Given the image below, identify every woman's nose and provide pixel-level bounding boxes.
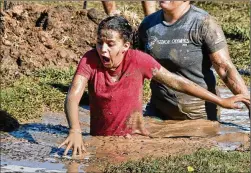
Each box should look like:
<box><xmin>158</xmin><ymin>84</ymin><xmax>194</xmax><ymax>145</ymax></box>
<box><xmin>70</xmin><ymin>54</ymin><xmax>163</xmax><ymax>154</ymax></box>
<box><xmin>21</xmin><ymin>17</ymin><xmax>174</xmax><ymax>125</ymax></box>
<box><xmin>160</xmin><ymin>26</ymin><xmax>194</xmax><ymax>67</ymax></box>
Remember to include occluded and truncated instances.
<box><xmin>101</xmin><ymin>43</ymin><xmax>109</xmax><ymax>53</ymax></box>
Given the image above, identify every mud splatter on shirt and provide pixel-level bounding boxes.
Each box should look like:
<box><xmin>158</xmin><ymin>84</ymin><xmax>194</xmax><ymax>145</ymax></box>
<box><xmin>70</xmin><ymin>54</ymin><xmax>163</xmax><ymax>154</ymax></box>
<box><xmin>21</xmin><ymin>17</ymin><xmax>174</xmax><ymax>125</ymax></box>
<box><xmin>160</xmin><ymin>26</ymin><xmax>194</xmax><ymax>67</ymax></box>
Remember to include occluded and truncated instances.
<box><xmin>138</xmin><ymin>5</ymin><xmax>227</xmax><ymax>120</ymax></box>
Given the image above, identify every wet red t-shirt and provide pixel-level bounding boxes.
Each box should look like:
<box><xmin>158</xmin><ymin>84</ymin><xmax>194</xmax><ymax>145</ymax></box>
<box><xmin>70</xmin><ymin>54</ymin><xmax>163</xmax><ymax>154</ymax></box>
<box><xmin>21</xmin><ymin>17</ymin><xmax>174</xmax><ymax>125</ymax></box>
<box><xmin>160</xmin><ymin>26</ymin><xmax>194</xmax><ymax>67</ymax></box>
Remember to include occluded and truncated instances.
<box><xmin>76</xmin><ymin>49</ymin><xmax>161</xmax><ymax>136</ymax></box>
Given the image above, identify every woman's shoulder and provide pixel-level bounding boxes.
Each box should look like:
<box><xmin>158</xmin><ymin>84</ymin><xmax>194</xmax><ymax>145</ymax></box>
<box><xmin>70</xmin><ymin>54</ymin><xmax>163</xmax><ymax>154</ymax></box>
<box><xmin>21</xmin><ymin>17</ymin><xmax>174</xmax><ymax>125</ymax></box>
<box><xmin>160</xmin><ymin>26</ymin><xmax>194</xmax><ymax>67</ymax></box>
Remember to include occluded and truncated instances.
<box><xmin>80</xmin><ymin>49</ymin><xmax>100</xmax><ymax>67</ymax></box>
<box><xmin>189</xmin><ymin>5</ymin><xmax>210</xmax><ymax>20</ymax></box>
<box><xmin>128</xmin><ymin>49</ymin><xmax>147</xmax><ymax>57</ymax></box>
<box><xmin>127</xmin><ymin>49</ymin><xmax>152</xmax><ymax>62</ymax></box>
<box><xmin>83</xmin><ymin>49</ymin><xmax>98</xmax><ymax>58</ymax></box>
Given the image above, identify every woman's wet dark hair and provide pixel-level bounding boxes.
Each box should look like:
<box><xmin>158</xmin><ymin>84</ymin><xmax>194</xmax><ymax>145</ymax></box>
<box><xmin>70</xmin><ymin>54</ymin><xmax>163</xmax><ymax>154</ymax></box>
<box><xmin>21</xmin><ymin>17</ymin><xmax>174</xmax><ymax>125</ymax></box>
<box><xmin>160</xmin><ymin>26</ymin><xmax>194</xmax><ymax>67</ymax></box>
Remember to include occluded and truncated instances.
<box><xmin>98</xmin><ymin>16</ymin><xmax>133</xmax><ymax>43</ymax></box>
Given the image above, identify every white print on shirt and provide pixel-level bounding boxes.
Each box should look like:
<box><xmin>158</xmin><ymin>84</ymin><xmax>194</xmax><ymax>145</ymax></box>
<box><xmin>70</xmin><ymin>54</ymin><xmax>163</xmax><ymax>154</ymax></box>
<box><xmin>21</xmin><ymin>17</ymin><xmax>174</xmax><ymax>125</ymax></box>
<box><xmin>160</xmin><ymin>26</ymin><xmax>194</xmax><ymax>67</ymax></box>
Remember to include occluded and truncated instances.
<box><xmin>214</xmin><ymin>32</ymin><xmax>225</xmax><ymax>45</ymax></box>
<box><xmin>147</xmin><ymin>36</ymin><xmax>190</xmax><ymax>50</ymax></box>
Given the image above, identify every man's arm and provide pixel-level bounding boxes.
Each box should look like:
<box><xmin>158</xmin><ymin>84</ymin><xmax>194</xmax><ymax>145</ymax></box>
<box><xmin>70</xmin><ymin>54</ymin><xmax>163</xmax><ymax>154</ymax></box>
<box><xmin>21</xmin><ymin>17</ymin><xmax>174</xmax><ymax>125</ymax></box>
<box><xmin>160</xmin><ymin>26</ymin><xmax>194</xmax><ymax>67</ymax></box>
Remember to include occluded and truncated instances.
<box><xmin>59</xmin><ymin>74</ymin><xmax>88</xmax><ymax>157</ymax></box>
<box><xmin>209</xmin><ymin>47</ymin><xmax>249</xmax><ymax>96</ymax></box>
<box><xmin>199</xmin><ymin>16</ymin><xmax>249</xmax><ymax>108</ymax></box>
<box><xmin>152</xmin><ymin>66</ymin><xmax>250</xmax><ymax>109</ymax></box>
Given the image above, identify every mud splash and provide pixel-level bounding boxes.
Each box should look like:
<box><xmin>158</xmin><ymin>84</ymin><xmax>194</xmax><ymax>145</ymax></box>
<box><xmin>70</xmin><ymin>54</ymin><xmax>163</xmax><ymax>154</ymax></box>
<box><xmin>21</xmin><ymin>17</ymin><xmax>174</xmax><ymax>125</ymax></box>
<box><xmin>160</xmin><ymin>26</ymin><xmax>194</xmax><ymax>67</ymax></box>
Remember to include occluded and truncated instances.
<box><xmin>1</xmin><ymin>88</ymin><xmax>249</xmax><ymax>172</ymax></box>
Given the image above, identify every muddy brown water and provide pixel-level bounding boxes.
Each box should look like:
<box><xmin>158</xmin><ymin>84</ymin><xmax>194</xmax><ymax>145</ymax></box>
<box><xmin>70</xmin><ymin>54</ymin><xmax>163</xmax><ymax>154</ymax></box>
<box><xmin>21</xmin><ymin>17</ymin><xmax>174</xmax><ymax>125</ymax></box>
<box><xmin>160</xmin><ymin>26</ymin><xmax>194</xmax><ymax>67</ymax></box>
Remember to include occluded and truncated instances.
<box><xmin>1</xmin><ymin>88</ymin><xmax>250</xmax><ymax>172</ymax></box>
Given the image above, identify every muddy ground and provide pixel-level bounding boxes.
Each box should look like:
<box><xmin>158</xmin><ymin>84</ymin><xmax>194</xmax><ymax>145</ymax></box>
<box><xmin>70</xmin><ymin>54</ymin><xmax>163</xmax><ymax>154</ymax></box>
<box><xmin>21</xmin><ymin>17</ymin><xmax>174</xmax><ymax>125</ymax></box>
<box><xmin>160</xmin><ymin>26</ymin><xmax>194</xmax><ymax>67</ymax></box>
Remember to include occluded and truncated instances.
<box><xmin>0</xmin><ymin>3</ymin><xmax>250</xmax><ymax>173</ymax></box>
<box><xmin>1</xmin><ymin>90</ymin><xmax>250</xmax><ymax>172</ymax></box>
<box><xmin>0</xmin><ymin>3</ymin><xmax>106</xmax><ymax>83</ymax></box>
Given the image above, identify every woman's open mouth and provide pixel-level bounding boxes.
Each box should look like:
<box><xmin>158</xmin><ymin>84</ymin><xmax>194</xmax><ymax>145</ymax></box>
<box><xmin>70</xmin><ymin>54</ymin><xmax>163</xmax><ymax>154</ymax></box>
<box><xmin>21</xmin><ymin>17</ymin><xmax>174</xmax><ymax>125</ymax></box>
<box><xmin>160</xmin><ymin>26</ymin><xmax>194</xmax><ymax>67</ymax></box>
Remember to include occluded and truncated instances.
<box><xmin>102</xmin><ymin>56</ymin><xmax>111</xmax><ymax>63</ymax></box>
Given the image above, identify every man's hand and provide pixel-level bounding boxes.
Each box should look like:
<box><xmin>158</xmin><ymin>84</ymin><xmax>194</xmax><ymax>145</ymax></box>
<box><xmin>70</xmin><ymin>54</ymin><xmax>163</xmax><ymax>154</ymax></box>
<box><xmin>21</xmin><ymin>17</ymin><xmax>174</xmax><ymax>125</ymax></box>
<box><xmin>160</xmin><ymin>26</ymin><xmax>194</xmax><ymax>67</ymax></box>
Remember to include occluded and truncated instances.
<box><xmin>219</xmin><ymin>94</ymin><xmax>250</xmax><ymax>109</ymax></box>
<box><xmin>58</xmin><ymin>129</ymin><xmax>86</xmax><ymax>158</ymax></box>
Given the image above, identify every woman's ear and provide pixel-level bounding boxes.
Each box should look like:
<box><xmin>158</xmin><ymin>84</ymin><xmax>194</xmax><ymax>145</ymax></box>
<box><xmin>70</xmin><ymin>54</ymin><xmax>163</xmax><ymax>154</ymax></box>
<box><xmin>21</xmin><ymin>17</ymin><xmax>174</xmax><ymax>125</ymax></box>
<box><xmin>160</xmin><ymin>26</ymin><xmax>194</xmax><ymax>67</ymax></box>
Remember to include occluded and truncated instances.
<box><xmin>123</xmin><ymin>42</ymin><xmax>130</xmax><ymax>53</ymax></box>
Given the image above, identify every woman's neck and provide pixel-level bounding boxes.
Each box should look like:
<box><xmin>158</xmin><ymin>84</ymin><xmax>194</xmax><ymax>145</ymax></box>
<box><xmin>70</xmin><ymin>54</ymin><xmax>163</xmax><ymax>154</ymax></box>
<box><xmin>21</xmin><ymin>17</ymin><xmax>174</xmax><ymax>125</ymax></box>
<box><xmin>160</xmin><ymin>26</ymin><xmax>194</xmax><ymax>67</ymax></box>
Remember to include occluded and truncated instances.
<box><xmin>163</xmin><ymin>4</ymin><xmax>191</xmax><ymax>25</ymax></box>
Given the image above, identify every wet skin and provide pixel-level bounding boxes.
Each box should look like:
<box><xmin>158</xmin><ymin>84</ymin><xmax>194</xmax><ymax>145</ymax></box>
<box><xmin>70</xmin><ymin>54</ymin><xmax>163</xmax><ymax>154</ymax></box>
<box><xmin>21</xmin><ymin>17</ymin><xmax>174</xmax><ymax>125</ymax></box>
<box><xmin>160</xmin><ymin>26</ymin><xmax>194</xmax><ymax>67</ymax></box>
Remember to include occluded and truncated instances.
<box><xmin>209</xmin><ymin>47</ymin><xmax>250</xmax><ymax>110</ymax></box>
<box><xmin>96</xmin><ymin>29</ymin><xmax>130</xmax><ymax>71</ymax></box>
<box><xmin>152</xmin><ymin>67</ymin><xmax>250</xmax><ymax>109</ymax></box>
<box><xmin>59</xmin><ymin>29</ymin><xmax>250</xmax><ymax>158</ymax></box>
<box><xmin>159</xmin><ymin>1</ymin><xmax>189</xmax><ymax>11</ymax></box>
<box><xmin>159</xmin><ymin>1</ymin><xmax>190</xmax><ymax>24</ymax></box>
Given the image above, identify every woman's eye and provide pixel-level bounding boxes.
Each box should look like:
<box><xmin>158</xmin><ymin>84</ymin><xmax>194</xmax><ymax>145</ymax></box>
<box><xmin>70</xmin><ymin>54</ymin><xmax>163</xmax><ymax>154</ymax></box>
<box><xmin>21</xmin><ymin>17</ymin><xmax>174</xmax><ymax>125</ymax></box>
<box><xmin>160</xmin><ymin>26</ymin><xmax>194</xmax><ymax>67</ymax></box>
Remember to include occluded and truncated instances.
<box><xmin>108</xmin><ymin>43</ymin><xmax>115</xmax><ymax>47</ymax></box>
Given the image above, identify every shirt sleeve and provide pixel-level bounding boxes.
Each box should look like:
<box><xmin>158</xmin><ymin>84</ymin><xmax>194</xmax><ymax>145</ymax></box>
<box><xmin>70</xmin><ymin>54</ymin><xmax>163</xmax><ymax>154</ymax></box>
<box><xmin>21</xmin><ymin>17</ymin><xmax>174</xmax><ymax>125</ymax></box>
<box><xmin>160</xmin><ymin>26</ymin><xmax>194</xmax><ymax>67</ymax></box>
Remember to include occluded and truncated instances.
<box><xmin>200</xmin><ymin>16</ymin><xmax>227</xmax><ymax>53</ymax></box>
<box><xmin>136</xmin><ymin>50</ymin><xmax>161</xmax><ymax>79</ymax></box>
<box><xmin>75</xmin><ymin>51</ymin><xmax>95</xmax><ymax>80</ymax></box>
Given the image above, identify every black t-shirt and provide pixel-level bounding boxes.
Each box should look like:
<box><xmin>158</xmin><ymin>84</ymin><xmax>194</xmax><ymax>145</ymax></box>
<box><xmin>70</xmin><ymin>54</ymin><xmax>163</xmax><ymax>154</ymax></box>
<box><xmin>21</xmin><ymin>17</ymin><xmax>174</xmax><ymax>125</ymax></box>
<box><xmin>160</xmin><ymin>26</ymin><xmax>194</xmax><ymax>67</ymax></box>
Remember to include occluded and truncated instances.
<box><xmin>138</xmin><ymin>5</ymin><xmax>227</xmax><ymax>120</ymax></box>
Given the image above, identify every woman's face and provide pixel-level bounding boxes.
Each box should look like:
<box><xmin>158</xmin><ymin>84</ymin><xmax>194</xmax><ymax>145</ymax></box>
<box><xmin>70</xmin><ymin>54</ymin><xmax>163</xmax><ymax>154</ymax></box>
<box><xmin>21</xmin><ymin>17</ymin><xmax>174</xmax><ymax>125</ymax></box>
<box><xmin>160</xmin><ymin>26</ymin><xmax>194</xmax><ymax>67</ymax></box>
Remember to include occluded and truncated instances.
<box><xmin>96</xmin><ymin>29</ymin><xmax>130</xmax><ymax>70</ymax></box>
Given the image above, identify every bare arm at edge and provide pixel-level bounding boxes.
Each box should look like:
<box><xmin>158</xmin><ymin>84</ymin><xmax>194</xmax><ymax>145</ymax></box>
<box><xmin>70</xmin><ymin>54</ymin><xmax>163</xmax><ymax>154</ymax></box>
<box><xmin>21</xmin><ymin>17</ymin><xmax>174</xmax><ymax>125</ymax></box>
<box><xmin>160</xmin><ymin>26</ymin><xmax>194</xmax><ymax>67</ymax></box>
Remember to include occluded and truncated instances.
<box><xmin>152</xmin><ymin>66</ymin><xmax>250</xmax><ymax>109</ymax></box>
<box><xmin>58</xmin><ymin>74</ymin><xmax>88</xmax><ymax>157</ymax></box>
<box><xmin>65</xmin><ymin>74</ymin><xmax>88</xmax><ymax>129</ymax></box>
<box><xmin>209</xmin><ymin>47</ymin><xmax>249</xmax><ymax>98</ymax></box>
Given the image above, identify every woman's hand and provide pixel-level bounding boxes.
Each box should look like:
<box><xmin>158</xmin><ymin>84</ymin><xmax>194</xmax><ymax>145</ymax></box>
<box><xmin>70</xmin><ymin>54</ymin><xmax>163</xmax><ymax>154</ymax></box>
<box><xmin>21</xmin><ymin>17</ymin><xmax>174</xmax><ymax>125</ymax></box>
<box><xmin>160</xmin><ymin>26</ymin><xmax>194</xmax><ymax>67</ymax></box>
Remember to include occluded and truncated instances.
<box><xmin>58</xmin><ymin>129</ymin><xmax>86</xmax><ymax>158</ymax></box>
<box><xmin>219</xmin><ymin>94</ymin><xmax>250</xmax><ymax>109</ymax></box>
<box><xmin>128</xmin><ymin>112</ymin><xmax>150</xmax><ymax>136</ymax></box>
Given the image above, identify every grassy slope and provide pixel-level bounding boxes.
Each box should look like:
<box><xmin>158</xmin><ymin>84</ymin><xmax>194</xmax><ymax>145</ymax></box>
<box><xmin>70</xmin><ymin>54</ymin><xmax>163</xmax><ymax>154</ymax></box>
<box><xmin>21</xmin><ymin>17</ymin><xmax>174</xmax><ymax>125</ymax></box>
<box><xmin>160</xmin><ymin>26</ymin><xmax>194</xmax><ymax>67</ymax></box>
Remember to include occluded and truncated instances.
<box><xmin>1</xmin><ymin>68</ymin><xmax>74</xmax><ymax>122</ymax></box>
<box><xmin>104</xmin><ymin>149</ymin><xmax>250</xmax><ymax>173</ymax></box>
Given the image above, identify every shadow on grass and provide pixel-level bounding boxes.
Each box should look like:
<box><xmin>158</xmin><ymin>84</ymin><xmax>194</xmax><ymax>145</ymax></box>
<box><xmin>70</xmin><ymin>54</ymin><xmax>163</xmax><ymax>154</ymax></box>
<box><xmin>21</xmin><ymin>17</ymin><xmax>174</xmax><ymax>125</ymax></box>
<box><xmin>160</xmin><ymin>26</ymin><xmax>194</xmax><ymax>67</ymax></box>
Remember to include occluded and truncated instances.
<box><xmin>50</xmin><ymin>83</ymin><xmax>90</xmax><ymax>105</ymax></box>
<box><xmin>0</xmin><ymin>110</ymin><xmax>20</xmax><ymax>132</ymax></box>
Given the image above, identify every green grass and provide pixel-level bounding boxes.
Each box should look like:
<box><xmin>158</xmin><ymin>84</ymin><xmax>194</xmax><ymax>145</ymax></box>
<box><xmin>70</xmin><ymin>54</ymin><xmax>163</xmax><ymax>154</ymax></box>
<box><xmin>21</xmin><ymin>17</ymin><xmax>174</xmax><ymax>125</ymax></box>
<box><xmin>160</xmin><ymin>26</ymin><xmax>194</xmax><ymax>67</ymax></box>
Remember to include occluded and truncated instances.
<box><xmin>104</xmin><ymin>149</ymin><xmax>250</xmax><ymax>173</ymax></box>
<box><xmin>195</xmin><ymin>2</ymin><xmax>250</xmax><ymax>40</ymax></box>
<box><xmin>143</xmin><ymin>79</ymin><xmax>151</xmax><ymax>104</ymax></box>
<box><xmin>1</xmin><ymin>67</ymin><xmax>75</xmax><ymax>122</ymax></box>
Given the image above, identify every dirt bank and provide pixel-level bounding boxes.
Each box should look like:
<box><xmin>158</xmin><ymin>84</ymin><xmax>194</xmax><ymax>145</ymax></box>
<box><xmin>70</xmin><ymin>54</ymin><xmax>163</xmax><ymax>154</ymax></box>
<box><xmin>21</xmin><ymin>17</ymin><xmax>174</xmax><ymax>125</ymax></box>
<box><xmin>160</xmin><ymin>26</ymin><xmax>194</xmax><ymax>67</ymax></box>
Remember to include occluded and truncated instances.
<box><xmin>0</xmin><ymin>3</ymin><xmax>102</xmax><ymax>82</ymax></box>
